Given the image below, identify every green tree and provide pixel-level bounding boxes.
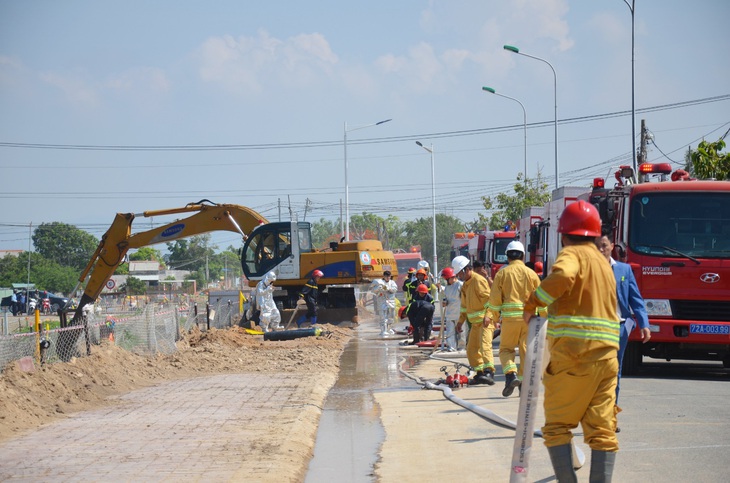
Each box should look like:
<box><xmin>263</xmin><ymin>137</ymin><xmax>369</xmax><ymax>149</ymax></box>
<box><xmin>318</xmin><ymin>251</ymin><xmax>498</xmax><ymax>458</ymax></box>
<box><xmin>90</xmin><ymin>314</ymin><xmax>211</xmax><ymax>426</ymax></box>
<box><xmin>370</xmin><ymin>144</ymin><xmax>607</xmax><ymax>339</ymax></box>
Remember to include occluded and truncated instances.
<box><xmin>310</xmin><ymin>213</ymin><xmax>407</xmax><ymax>251</ymax></box>
<box><xmin>187</xmin><ymin>270</ymin><xmax>208</xmax><ymax>291</ymax></box>
<box><xmin>32</xmin><ymin>222</ymin><xmax>98</xmax><ymax>271</ymax></box>
<box><xmin>686</xmin><ymin>137</ymin><xmax>730</xmax><ymax>180</ymax></box>
<box><xmin>129</xmin><ymin>247</ymin><xmax>164</xmax><ymax>264</ymax></box>
<box><xmin>402</xmin><ymin>214</ymin><xmax>466</xmax><ymax>273</ymax></box>
<box><xmin>349</xmin><ymin>212</ymin><xmax>406</xmax><ymax>251</ymax></box>
<box><xmin>311</xmin><ymin>218</ymin><xmax>342</xmax><ymax>249</ymax></box>
<box><xmin>0</xmin><ymin>252</ymin><xmax>77</xmax><ymax>295</ymax></box>
<box><xmin>165</xmin><ymin>234</ymin><xmax>217</xmax><ymax>273</ymax></box>
<box><xmin>121</xmin><ymin>276</ymin><xmax>147</xmax><ymax>295</ymax></box>
<box><xmin>474</xmin><ymin>171</ymin><xmax>551</xmax><ymax>231</ymax></box>
<box><xmin>209</xmin><ymin>247</ymin><xmax>243</xmax><ymax>287</ymax></box>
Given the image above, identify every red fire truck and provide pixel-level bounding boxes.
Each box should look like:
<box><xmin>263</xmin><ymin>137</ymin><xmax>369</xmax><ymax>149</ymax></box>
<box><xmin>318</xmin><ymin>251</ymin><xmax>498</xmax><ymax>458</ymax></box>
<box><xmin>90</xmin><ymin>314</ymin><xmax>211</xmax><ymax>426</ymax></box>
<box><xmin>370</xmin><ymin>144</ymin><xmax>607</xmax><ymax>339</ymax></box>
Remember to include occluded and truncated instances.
<box><xmin>520</xmin><ymin>163</ymin><xmax>730</xmax><ymax>373</ymax></box>
<box><xmin>450</xmin><ymin>230</ymin><xmax>517</xmax><ymax>279</ymax></box>
<box><xmin>393</xmin><ymin>247</ymin><xmax>422</xmax><ymax>289</ymax></box>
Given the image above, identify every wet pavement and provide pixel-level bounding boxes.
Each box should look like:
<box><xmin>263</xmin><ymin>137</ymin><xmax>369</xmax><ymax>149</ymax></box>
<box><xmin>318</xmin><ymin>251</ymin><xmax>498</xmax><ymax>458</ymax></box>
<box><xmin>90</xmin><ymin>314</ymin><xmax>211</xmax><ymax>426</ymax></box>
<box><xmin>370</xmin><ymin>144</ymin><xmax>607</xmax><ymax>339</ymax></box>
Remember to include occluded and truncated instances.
<box><xmin>305</xmin><ymin>320</ymin><xmax>416</xmax><ymax>482</ymax></box>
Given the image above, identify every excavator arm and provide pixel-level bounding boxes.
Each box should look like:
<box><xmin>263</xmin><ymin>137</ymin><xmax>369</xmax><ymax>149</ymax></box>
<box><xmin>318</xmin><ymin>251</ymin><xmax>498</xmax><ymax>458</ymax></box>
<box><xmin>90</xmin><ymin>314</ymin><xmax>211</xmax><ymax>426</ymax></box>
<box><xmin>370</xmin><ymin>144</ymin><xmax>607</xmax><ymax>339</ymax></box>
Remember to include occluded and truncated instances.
<box><xmin>71</xmin><ymin>200</ymin><xmax>268</xmax><ymax>320</ymax></box>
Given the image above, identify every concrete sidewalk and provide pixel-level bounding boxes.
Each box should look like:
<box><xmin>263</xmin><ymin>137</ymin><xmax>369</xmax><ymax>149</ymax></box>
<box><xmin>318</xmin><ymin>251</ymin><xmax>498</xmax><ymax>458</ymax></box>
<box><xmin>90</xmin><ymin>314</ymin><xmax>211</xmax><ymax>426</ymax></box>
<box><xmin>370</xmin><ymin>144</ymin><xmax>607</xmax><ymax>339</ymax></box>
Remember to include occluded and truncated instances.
<box><xmin>375</xmin><ymin>351</ymin><xmax>560</xmax><ymax>482</ymax></box>
<box><xmin>0</xmin><ymin>372</ymin><xmax>334</xmax><ymax>482</ymax></box>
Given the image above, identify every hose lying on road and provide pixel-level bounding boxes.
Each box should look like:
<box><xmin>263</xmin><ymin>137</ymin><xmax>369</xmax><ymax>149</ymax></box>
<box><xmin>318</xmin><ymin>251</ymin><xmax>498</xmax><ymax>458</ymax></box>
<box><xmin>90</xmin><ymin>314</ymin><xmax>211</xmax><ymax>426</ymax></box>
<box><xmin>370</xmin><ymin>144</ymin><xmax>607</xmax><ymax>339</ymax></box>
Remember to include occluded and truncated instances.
<box><xmin>397</xmin><ymin>355</ymin><xmax>585</xmax><ymax>469</ymax></box>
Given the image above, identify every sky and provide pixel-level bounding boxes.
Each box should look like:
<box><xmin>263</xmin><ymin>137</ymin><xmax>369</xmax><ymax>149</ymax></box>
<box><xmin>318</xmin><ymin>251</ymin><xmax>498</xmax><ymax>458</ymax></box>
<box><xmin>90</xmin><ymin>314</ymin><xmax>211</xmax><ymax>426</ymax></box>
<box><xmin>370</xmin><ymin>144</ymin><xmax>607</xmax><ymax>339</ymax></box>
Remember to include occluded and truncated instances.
<box><xmin>1</xmin><ymin>0</ymin><xmax>729</xmax><ymax>254</ymax></box>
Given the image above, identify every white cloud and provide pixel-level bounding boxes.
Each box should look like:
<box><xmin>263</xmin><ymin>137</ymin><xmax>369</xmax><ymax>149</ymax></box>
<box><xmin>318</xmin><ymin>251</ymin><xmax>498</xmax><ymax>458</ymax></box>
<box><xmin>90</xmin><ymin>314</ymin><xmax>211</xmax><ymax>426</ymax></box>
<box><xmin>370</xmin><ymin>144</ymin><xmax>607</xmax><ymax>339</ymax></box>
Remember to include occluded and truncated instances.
<box><xmin>587</xmin><ymin>12</ymin><xmax>626</xmax><ymax>44</ymax></box>
<box><xmin>375</xmin><ymin>42</ymin><xmax>453</xmax><ymax>93</ymax></box>
<box><xmin>106</xmin><ymin>67</ymin><xmax>170</xmax><ymax>94</ymax></box>
<box><xmin>505</xmin><ymin>0</ymin><xmax>574</xmax><ymax>52</ymax></box>
<box><xmin>39</xmin><ymin>71</ymin><xmax>99</xmax><ymax>107</ymax></box>
<box><xmin>196</xmin><ymin>30</ymin><xmax>339</xmax><ymax>95</ymax></box>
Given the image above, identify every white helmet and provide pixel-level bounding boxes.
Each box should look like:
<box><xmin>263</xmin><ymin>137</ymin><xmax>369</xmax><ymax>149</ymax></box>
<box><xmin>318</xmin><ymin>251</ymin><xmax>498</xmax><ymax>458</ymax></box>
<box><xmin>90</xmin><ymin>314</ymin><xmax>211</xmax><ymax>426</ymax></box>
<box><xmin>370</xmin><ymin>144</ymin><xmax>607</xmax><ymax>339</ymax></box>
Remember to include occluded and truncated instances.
<box><xmin>506</xmin><ymin>240</ymin><xmax>525</xmax><ymax>255</ymax></box>
<box><xmin>451</xmin><ymin>256</ymin><xmax>470</xmax><ymax>275</ymax></box>
<box><xmin>417</xmin><ymin>260</ymin><xmax>430</xmax><ymax>271</ymax></box>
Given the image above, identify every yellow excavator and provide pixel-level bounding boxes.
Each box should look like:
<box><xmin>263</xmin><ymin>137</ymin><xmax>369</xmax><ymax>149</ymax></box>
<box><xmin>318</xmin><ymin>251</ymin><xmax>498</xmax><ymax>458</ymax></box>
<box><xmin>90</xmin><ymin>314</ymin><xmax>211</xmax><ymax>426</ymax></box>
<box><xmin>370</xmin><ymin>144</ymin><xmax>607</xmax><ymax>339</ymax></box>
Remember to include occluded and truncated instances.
<box><xmin>67</xmin><ymin>200</ymin><xmax>397</xmax><ymax>325</ymax></box>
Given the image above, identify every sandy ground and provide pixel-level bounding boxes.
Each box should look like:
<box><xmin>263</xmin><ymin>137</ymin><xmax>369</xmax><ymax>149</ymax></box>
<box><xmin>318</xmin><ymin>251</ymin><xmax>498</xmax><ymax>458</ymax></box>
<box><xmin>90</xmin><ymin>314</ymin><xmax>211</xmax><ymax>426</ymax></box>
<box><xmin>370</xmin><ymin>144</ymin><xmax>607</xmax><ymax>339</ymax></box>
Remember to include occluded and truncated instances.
<box><xmin>0</xmin><ymin>324</ymin><xmax>352</xmax><ymax>449</ymax></box>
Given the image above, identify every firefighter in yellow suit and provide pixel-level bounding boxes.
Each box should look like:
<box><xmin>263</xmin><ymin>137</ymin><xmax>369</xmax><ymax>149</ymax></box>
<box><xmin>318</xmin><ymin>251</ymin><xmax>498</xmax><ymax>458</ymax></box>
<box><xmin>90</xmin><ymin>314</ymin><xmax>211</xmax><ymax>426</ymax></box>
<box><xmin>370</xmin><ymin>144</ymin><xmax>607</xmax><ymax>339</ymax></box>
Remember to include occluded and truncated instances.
<box><xmin>452</xmin><ymin>255</ymin><xmax>495</xmax><ymax>385</ymax></box>
<box><xmin>523</xmin><ymin>200</ymin><xmax>620</xmax><ymax>483</ymax></box>
<box><xmin>486</xmin><ymin>240</ymin><xmax>545</xmax><ymax>397</ymax></box>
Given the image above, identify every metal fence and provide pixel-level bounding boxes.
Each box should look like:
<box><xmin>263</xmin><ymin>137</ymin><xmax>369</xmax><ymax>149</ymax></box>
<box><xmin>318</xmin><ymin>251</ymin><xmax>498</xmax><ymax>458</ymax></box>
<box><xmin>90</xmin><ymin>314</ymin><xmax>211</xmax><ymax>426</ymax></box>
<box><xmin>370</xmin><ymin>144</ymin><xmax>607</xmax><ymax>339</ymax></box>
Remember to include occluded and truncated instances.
<box><xmin>0</xmin><ymin>299</ymin><xmax>243</xmax><ymax>373</ymax></box>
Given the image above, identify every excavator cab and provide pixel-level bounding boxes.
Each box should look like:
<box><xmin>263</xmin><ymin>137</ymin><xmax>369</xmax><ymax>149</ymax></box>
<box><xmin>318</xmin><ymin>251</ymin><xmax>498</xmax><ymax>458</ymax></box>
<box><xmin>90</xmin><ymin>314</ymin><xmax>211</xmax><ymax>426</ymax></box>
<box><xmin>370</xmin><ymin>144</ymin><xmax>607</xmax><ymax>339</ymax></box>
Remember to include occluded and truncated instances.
<box><xmin>241</xmin><ymin>221</ymin><xmax>311</xmax><ymax>281</ymax></box>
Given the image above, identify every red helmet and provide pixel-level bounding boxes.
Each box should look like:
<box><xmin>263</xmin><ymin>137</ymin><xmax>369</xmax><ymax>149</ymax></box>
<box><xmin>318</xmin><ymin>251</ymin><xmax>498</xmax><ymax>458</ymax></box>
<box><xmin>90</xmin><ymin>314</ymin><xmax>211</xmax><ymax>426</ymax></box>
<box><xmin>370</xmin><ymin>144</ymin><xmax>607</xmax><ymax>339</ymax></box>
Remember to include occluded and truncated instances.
<box><xmin>312</xmin><ymin>269</ymin><xmax>324</xmax><ymax>277</ymax></box>
<box><xmin>557</xmin><ymin>200</ymin><xmax>601</xmax><ymax>237</ymax></box>
<box><xmin>416</xmin><ymin>268</ymin><xmax>427</xmax><ymax>276</ymax></box>
<box><xmin>534</xmin><ymin>261</ymin><xmax>543</xmax><ymax>273</ymax></box>
<box><xmin>416</xmin><ymin>284</ymin><xmax>429</xmax><ymax>294</ymax></box>
<box><xmin>407</xmin><ymin>267</ymin><xmax>416</xmax><ymax>274</ymax></box>
<box><xmin>441</xmin><ymin>267</ymin><xmax>455</xmax><ymax>278</ymax></box>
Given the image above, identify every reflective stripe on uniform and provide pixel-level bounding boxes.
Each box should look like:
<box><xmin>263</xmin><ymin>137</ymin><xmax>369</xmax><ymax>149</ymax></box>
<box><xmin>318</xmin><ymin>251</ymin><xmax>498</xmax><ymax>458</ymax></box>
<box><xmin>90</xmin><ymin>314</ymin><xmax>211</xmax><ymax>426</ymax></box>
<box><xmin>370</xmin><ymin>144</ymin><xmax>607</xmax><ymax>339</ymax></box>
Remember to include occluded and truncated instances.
<box><xmin>534</xmin><ymin>286</ymin><xmax>556</xmax><ymax>305</ymax></box>
<box><xmin>547</xmin><ymin>315</ymin><xmax>620</xmax><ymax>344</ymax></box>
<box><xmin>466</xmin><ymin>309</ymin><xmax>486</xmax><ymax>323</ymax></box>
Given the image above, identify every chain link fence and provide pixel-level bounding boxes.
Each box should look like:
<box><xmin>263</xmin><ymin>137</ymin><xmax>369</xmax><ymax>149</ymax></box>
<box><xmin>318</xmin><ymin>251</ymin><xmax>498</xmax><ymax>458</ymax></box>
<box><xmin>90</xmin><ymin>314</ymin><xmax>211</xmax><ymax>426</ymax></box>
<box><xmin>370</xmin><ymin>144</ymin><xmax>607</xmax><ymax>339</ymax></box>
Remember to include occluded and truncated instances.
<box><xmin>0</xmin><ymin>299</ymin><xmax>244</xmax><ymax>373</ymax></box>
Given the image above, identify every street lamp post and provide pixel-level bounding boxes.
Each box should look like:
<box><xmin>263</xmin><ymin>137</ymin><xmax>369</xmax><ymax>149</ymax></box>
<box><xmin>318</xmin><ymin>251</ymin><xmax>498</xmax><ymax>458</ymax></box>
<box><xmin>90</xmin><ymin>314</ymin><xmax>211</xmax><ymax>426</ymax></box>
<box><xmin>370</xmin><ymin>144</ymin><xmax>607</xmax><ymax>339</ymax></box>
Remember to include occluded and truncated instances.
<box><xmin>623</xmin><ymin>0</ymin><xmax>637</xmax><ymax>172</ymax></box>
<box><xmin>504</xmin><ymin>44</ymin><xmax>559</xmax><ymax>189</ymax></box>
<box><xmin>344</xmin><ymin>119</ymin><xmax>392</xmax><ymax>241</ymax></box>
<box><xmin>482</xmin><ymin>86</ymin><xmax>528</xmax><ymax>182</ymax></box>
<box><xmin>415</xmin><ymin>141</ymin><xmax>438</xmax><ymax>279</ymax></box>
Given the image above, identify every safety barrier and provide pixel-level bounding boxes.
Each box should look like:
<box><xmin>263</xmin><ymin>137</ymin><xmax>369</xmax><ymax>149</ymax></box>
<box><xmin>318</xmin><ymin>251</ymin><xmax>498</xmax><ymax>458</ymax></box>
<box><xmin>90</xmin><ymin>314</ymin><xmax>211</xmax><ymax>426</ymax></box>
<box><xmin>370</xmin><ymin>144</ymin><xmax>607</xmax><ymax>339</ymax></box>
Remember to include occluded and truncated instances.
<box><xmin>0</xmin><ymin>300</ymin><xmax>243</xmax><ymax>373</ymax></box>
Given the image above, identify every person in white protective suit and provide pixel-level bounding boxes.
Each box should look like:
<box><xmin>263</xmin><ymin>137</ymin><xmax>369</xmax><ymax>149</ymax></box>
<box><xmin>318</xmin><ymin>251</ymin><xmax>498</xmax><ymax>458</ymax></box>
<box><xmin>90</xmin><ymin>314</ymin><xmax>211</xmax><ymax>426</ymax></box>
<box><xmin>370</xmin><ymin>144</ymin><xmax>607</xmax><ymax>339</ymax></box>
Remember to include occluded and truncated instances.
<box><xmin>440</xmin><ymin>266</ymin><xmax>463</xmax><ymax>351</ymax></box>
<box><xmin>376</xmin><ymin>271</ymin><xmax>398</xmax><ymax>336</ymax></box>
<box><xmin>256</xmin><ymin>271</ymin><xmax>281</xmax><ymax>332</ymax></box>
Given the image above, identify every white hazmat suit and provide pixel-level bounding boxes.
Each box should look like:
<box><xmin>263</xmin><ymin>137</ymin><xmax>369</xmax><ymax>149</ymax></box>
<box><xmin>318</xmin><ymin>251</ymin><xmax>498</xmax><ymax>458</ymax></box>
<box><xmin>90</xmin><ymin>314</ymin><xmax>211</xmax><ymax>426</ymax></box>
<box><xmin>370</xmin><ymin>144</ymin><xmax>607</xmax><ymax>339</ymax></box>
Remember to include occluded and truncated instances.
<box><xmin>256</xmin><ymin>271</ymin><xmax>281</xmax><ymax>332</ymax></box>
<box><xmin>441</xmin><ymin>279</ymin><xmax>463</xmax><ymax>351</ymax></box>
<box><xmin>373</xmin><ymin>277</ymin><xmax>398</xmax><ymax>336</ymax></box>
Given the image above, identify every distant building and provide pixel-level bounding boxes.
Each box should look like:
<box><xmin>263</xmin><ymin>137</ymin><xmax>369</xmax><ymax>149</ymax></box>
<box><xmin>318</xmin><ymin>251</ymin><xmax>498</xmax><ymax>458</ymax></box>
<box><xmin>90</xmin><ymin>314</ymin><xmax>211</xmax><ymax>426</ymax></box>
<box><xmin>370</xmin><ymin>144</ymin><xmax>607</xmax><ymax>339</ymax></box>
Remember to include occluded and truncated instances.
<box><xmin>129</xmin><ymin>261</ymin><xmax>162</xmax><ymax>283</ymax></box>
<box><xmin>101</xmin><ymin>262</ymin><xmax>192</xmax><ymax>294</ymax></box>
<box><xmin>0</xmin><ymin>250</ymin><xmax>22</xmax><ymax>258</ymax></box>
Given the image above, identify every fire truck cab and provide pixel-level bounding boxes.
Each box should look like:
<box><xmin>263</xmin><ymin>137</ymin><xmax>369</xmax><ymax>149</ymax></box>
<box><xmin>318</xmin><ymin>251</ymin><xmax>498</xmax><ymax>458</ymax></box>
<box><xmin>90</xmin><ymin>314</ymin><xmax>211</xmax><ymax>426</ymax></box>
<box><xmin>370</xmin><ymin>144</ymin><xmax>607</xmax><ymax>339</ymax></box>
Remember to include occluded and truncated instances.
<box><xmin>521</xmin><ymin>163</ymin><xmax>730</xmax><ymax>373</ymax></box>
<box><xmin>588</xmin><ymin>163</ymin><xmax>730</xmax><ymax>373</ymax></box>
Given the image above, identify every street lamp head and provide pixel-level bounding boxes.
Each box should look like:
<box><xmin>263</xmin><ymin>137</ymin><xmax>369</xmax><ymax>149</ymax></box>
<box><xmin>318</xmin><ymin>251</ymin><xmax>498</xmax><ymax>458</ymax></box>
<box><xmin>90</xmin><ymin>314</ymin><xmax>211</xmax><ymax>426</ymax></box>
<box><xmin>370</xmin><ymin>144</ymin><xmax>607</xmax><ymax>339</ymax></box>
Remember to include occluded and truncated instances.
<box><xmin>482</xmin><ymin>86</ymin><xmax>496</xmax><ymax>94</ymax></box>
<box><xmin>503</xmin><ymin>45</ymin><xmax>520</xmax><ymax>54</ymax></box>
<box><xmin>415</xmin><ymin>141</ymin><xmax>423</xmax><ymax>147</ymax></box>
<box><xmin>376</xmin><ymin>119</ymin><xmax>393</xmax><ymax>126</ymax></box>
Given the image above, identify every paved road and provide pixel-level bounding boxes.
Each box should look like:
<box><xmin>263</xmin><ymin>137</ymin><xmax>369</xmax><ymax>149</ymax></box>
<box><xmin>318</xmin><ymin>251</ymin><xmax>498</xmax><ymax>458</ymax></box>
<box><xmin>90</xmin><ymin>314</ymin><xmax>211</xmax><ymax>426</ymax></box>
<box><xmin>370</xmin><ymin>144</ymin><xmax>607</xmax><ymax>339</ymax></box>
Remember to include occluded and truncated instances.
<box><xmin>375</xmin><ymin>348</ymin><xmax>730</xmax><ymax>482</ymax></box>
<box><xmin>1</xmin><ymin>321</ymin><xmax>728</xmax><ymax>483</ymax></box>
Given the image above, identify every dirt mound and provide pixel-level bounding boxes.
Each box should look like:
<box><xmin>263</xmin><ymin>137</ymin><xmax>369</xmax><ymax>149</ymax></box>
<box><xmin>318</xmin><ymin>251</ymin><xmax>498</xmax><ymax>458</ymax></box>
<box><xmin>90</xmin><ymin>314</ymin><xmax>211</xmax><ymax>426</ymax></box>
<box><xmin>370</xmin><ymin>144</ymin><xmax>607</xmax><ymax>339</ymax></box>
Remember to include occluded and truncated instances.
<box><xmin>0</xmin><ymin>324</ymin><xmax>352</xmax><ymax>442</ymax></box>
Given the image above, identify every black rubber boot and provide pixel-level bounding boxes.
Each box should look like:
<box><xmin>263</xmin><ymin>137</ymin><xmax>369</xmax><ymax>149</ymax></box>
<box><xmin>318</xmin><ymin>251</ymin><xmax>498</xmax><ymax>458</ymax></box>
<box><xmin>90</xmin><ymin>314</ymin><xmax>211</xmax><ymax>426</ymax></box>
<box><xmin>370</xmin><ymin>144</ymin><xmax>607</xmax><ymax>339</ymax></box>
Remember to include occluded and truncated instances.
<box><xmin>502</xmin><ymin>372</ymin><xmax>521</xmax><ymax>397</ymax></box>
<box><xmin>469</xmin><ymin>371</ymin><xmax>488</xmax><ymax>385</ymax></box>
<box><xmin>412</xmin><ymin>325</ymin><xmax>421</xmax><ymax>344</ymax></box>
<box><xmin>547</xmin><ymin>444</ymin><xmax>578</xmax><ymax>483</ymax></box>
<box><xmin>589</xmin><ymin>450</ymin><xmax>616</xmax><ymax>483</ymax></box>
<box><xmin>483</xmin><ymin>370</ymin><xmax>495</xmax><ymax>386</ymax></box>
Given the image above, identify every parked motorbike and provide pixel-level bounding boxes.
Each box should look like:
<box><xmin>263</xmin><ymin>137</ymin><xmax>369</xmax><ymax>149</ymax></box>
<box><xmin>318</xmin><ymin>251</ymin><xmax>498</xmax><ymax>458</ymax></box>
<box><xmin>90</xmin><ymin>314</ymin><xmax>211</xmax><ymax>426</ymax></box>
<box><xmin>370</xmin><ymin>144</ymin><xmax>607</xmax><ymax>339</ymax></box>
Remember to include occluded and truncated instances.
<box><xmin>41</xmin><ymin>298</ymin><xmax>51</xmax><ymax>315</ymax></box>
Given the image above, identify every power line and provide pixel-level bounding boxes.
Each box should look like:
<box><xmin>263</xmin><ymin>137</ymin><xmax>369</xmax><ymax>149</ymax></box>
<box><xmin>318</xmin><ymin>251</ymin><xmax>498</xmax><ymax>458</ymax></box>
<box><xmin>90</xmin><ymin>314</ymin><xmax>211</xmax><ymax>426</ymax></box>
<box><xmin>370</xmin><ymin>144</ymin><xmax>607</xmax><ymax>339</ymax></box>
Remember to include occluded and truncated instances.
<box><xmin>1</xmin><ymin>94</ymin><xmax>728</xmax><ymax>152</ymax></box>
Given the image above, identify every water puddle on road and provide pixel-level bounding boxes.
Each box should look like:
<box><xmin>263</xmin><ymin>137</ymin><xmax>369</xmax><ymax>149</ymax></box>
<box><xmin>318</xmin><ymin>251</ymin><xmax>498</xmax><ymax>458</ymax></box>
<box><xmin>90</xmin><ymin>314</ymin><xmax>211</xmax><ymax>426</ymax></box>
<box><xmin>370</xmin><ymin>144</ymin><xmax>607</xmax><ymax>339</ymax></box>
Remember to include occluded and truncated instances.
<box><xmin>305</xmin><ymin>322</ymin><xmax>419</xmax><ymax>482</ymax></box>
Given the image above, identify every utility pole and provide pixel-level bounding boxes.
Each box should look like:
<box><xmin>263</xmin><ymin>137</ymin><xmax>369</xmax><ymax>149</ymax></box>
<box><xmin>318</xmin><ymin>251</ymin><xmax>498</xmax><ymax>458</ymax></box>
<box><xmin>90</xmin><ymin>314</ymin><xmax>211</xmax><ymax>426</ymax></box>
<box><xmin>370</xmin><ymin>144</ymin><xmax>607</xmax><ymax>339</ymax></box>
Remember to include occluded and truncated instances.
<box><xmin>637</xmin><ymin>119</ymin><xmax>648</xmax><ymax>165</ymax></box>
<box><xmin>26</xmin><ymin>222</ymin><xmax>32</xmax><ymax>314</ymax></box>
